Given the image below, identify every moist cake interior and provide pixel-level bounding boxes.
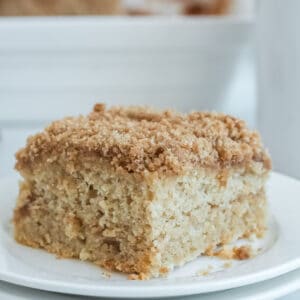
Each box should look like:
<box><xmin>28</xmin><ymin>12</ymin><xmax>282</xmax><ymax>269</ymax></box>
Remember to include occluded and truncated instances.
<box><xmin>14</xmin><ymin>104</ymin><xmax>271</xmax><ymax>278</ymax></box>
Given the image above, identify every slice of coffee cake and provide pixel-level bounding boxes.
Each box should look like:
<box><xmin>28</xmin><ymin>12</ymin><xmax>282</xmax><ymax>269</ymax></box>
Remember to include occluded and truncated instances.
<box><xmin>14</xmin><ymin>104</ymin><xmax>271</xmax><ymax>279</ymax></box>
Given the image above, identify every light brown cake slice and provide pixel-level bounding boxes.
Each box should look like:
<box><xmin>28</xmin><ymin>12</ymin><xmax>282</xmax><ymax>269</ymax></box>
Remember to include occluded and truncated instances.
<box><xmin>14</xmin><ymin>104</ymin><xmax>271</xmax><ymax>279</ymax></box>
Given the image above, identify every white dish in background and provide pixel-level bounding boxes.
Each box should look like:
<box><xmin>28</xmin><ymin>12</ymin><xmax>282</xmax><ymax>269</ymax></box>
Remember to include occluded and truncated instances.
<box><xmin>0</xmin><ymin>172</ymin><xmax>299</xmax><ymax>298</ymax></box>
<box><xmin>0</xmin><ymin>16</ymin><xmax>252</xmax><ymax>122</ymax></box>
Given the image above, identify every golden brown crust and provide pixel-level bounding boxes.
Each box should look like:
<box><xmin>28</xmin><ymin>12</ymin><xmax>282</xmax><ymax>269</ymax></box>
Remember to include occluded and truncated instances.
<box><xmin>15</xmin><ymin>103</ymin><xmax>271</xmax><ymax>176</ymax></box>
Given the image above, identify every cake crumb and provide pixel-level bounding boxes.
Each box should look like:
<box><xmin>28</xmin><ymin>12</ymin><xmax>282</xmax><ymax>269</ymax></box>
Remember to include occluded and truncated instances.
<box><xmin>101</xmin><ymin>271</ymin><xmax>111</xmax><ymax>279</ymax></box>
<box><xmin>159</xmin><ymin>267</ymin><xmax>169</xmax><ymax>274</ymax></box>
<box><xmin>214</xmin><ymin>245</ymin><xmax>253</xmax><ymax>260</ymax></box>
<box><xmin>223</xmin><ymin>261</ymin><xmax>232</xmax><ymax>268</ymax></box>
<box><xmin>196</xmin><ymin>265</ymin><xmax>213</xmax><ymax>276</ymax></box>
<box><xmin>128</xmin><ymin>272</ymin><xmax>149</xmax><ymax>280</ymax></box>
<box><xmin>233</xmin><ymin>246</ymin><xmax>252</xmax><ymax>260</ymax></box>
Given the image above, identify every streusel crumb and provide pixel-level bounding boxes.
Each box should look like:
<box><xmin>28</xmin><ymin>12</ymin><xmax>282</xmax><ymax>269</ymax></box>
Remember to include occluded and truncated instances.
<box><xmin>15</xmin><ymin>104</ymin><xmax>271</xmax><ymax>176</ymax></box>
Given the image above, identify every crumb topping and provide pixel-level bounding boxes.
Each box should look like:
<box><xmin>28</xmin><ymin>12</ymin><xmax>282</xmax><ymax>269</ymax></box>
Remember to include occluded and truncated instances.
<box><xmin>128</xmin><ymin>272</ymin><xmax>149</xmax><ymax>280</ymax></box>
<box><xmin>15</xmin><ymin>103</ymin><xmax>271</xmax><ymax>175</ymax></box>
<box><xmin>196</xmin><ymin>265</ymin><xmax>213</xmax><ymax>276</ymax></box>
<box><xmin>212</xmin><ymin>245</ymin><xmax>253</xmax><ymax>260</ymax></box>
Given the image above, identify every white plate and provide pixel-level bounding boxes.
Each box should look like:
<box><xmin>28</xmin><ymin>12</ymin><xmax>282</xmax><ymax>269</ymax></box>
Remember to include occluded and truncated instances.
<box><xmin>0</xmin><ymin>172</ymin><xmax>299</xmax><ymax>298</ymax></box>
<box><xmin>1</xmin><ymin>267</ymin><xmax>300</xmax><ymax>300</ymax></box>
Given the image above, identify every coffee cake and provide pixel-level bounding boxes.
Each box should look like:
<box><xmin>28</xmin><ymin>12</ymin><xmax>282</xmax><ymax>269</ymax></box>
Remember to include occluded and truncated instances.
<box><xmin>14</xmin><ymin>104</ymin><xmax>271</xmax><ymax>279</ymax></box>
